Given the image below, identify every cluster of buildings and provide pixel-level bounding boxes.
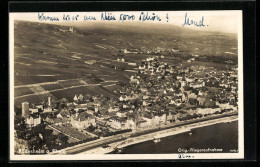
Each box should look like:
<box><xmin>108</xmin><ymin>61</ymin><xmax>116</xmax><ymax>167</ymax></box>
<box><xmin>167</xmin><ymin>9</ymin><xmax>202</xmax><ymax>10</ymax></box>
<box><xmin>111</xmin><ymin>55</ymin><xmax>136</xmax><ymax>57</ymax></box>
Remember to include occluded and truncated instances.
<box><xmin>57</xmin><ymin>26</ymin><xmax>74</xmax><ymax>33</ymax></box>
<box><xmin>111</xmin><ymin>56</ymin><xmax>238</xmax><ymax>129</ymax></box>
<box><xmin>139</xmin><ymin>47</ymin><xmax>179</xmax><ymax>54</ymax></box>
<box><xmin>120</xmin><ymin>46</ymin><xmax>180</xmax><ymax>56</ymax></box>
<box><xmin>17</xmin><ymin>54</ymin><xmax>238</xmax><ymax>141</ymax></box>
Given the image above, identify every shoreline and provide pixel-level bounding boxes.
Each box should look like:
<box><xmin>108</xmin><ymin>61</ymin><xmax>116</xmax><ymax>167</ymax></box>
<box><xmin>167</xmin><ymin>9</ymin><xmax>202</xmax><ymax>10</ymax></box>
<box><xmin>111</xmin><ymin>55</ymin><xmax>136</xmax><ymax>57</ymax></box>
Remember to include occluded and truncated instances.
<box><xmin>79</xmin><ymin>115</ymin><xmax>238</xmax><ymax>154</ymax></box>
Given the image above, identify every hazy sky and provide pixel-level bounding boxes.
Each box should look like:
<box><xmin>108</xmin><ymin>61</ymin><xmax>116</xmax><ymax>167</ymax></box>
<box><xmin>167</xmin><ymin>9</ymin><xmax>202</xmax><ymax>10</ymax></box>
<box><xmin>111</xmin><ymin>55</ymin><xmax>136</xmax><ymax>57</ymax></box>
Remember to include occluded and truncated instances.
<box><xmin>10</xmin><ymin>11</ymin><xmax>242</xmax><ymax>34</ymax></box>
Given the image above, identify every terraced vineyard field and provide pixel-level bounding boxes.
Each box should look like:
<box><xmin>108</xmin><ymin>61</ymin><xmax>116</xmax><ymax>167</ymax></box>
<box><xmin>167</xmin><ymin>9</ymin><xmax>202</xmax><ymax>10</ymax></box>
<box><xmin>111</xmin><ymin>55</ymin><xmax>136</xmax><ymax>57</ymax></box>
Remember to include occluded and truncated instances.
<box><xmin>41</xmin><ymin>84</ymin><xmax>64</xmax><ymax>91</ymax></box>
<box><xmin>14</xmin><ymin>87</ymin><xmax>34</xmax><ymax>97</ymax></box>
<box><xmin>15</xmin><ymin>95</ymin><xmax>47</xmax><ymax>106</ymax></box>
<box><xmin>59</xmin><ymin>80</ymin><xmax>85</xmax><ymax>87</ymax></box>
<box><xmin>13</xmin><ymin>20</ymin><xmax>237</xmax><ymax>108</ymax></box>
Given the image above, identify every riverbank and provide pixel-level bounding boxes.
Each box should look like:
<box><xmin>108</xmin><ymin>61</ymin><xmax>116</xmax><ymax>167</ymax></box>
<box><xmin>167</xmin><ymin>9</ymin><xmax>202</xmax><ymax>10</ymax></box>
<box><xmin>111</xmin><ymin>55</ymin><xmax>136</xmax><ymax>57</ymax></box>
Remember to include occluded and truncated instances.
<box><xmin>79</xmin><ymin>114</ymin><xmax>238</xmax><ymax>154</ymax></box>
<box><xmin>52</xmin><ymin>112</ymin><xmax>237</xmax><ymax>154</ymax></box>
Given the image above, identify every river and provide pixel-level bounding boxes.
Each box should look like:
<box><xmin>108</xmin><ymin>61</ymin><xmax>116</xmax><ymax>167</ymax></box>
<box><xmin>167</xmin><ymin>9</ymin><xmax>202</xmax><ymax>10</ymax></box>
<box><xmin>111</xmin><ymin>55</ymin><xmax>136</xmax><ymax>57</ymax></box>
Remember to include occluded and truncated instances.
<box><xmin>110</xmin><ymin>121</ymin><xmax>238</xmax><ymax>154</ymax></box>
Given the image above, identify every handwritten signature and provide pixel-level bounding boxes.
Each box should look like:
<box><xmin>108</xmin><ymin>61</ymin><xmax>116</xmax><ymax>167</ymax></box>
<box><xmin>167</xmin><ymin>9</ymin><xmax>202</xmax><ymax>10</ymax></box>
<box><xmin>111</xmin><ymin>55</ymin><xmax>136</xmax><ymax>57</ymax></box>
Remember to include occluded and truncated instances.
<box><xmin>182</xmin><ymin>12</ymin><xmax>206</xmax><ymax>27</ymax></box>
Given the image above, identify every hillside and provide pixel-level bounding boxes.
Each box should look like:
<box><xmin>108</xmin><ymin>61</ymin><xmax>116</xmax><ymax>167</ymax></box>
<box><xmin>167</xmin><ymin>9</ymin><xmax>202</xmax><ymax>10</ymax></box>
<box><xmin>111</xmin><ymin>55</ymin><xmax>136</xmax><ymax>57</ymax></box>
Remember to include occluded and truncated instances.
<box><xmin>13</xmin><ymin>20</ymin><xmax>238</xmax><ymax>106</ymax></box>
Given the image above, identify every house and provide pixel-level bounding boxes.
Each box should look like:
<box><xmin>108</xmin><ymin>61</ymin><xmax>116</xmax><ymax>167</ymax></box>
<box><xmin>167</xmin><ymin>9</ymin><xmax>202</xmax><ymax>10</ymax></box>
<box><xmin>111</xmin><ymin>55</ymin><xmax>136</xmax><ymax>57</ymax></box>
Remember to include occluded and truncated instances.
<box><xmin>119</xmin><ymin>95</ymin><xmax>128</xmax><ymax>102</ymax></box>
<box><xmin>142</xmin><ymin>112</ymin><xmax>155</xmax><ymax>127</ymax></box>
<box><xmin>29</xmin><ymin>107</ymin><xmax>39</xmax><ymax>114</ymax></box>
<box><xmin>71</xmin><ymin>112</ymin><xmax>96</xmax><ymax>129</ymax></box>
<box><xmin>153</xmin><ymin>113</ymin><xmax>167</xmax><ymax>126</ymax></box>
<box><xmin>60</xmin><ymin>109</ymin><xmax>71</xmax><ymax>118</ymax></box>
<box><xmin>45</xmin><ymin>117</ymin><xmax>69</xmax><ymax>126</ymax></box>
<box><xmin>216</xmin><ymin>101</ymin><xmax>233</xmax><ymax>110</ymax></box>
<box><xmin>188</xmin><ymin>92</ymin><xmax>197</xmax><ymax>99</ymax></box>
<box><xmin>78</xmin><ymin>94</ymin><xmax>84</xmax><ymax>102</ymax></box>
<box><xmin>197</xmin><ymin>107</ymin><xmax>220</xmax><ymax>115</ymax></box>
<box><xmin>142</xmin><ymin>95</ymin><xmax>149</xmax><ymax>100</ymax></box>
<box><xmin>59</xmin><ymin>29</ymin><xmax>67</xmax><ymax>33</ymax></box>
<box><xmin>125</xmin><ymin>118</ymin><xmax>136</xmax><ymax>130</ymax></box>
<box><xmin>181</xmin><ymin>79</ymin><xmax>187</xmax><ymax>88</ymax></box>
<box><xmin>140</xmin><ymin>87</ymin><xmax>148</xmax><ymax>93</ymax></box>
<box><xmin>128</xmin><ymin>62</ymin><xmax>137</xmax><ymax>66</ymax></box>
<box><xmin>108</xmin><ymin>116</ymin><xmax>129</xmax><ymax>130</ymax></box>
<box><xmin>139</xmin><ymin>65</ymin><xmax>145</xmax><ymax>70</ymax></box>
<box><xmin>182</xmin><ymin>92</ymin><xmax>189</xmax><ymax>102</ymax></box>
<box><xmin>188</xmin><ymin>89</ymin><xmax>198</xmax><ymax>99</ymax></box>
<box><xmin>166</xmin><ymin>111</ymin><xmax>175</xmax><ymax>122</ymax></box>
<box><xmin>189</xmin><ymin>82</ymin><xmax>204</xmax><ymax>89</ymax></box>
<box><xmin>26</xmin><ymin>113</ymin><xmax>41</xmax><ymax>127</ymax></box>
<box><xmin>146</xmin><ymin>57</ymin><xmax>155</xmax><ymax>61</ymax></box>
<box><xmin>96</xmin><ymin>119</ymin><xmax>107</xmax><ymax>127</ymax></box>
<box><xmin>108</xmin><ymin>106</ymin><xmax>119</xmax><ymax>113</ymax></box>
<box><xmin>117</xmin><ymin>57</ymin><xmax>125</xmax><ymax>62</ymax></box>
<box><xmin>69</xmin><ymin>27</ymin><xmax>74</xmax><ymax>33</ymax></box>
<box><xmin>56</xmin><ymin>113</ymin><xmax>63</xmax><ymax>119</ymax></box>
<box><xmin>198</xmin><ymin>90</ymin><xmax>208</xmax><ymax>96</ymax></box>
<box><xmin>197</xmin><ymin>96</ymin><xmax>206</xmax><ymax>106</ymax></box>
<box><xmin>136</xmin><ymin>119</ymin><xmax>150</xmax><ymax>129</ymax></box>
<box><xmin>116</xmin><ymin>111</ymin><xmax>127</xmax><ymax>118</ymax></box>
<box><xmin>74</xmin><ymin>103</ymin><xmax>88</xmax><ymax>111</ymax></box>
<box><xmin>186</xmin><ymin>77</ymin><xmax>195</xmax><ymax>83</ymax></box>
<box><xmin>130</xmin><ymin>76</ymin><xmax>140</xmax><ymax>84</ymax></box>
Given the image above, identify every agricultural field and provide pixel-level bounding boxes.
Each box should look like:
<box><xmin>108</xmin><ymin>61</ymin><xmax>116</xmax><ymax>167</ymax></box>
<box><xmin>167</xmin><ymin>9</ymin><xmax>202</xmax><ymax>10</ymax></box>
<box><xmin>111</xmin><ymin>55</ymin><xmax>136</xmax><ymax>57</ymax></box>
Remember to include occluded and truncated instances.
<box><xmin>100</xmin><ymin>82</ymin><xmax>117</xmax><ymax>87</ymax></box>
<box><xmin>82</xmin><ymin>77</ymin><xmax>103</xmax><ymax>84</ymax></box>
<box><xmin>15</xmin><ymin>95</ymin><xmax>46</xmax><ymax>107</ymax></box>
<box><xmin>49</xmin><ymin>89</ymin><xmax>77</xmax><ymax>101</ymax></box>
<box><xmin>14</xmin><ymin>87</ymin><xmax>34</xmax><ymax>97</ymax></box>
<box><xmin>47</xmin><ymin>85</ymin><xmax>119</xmax><ymax>102</ymax></box>
<box><xmin>58</xmin><ymin>80</ymin><xmax>85</xmax><ymax>87</ymax></box>
<box><xmin>41</xmin><ymin>84</ymin><xmax>64</xmax><ymax>91</ymax></box>
<box><xmin>29</xmin><ymin>86</ymin><xmax>46</xmax><ymax>93</ymax></box>
<box><xmin>13</xmin><ymin>20</ymin><xmax>237</xmax><ymax>107</ymax></box>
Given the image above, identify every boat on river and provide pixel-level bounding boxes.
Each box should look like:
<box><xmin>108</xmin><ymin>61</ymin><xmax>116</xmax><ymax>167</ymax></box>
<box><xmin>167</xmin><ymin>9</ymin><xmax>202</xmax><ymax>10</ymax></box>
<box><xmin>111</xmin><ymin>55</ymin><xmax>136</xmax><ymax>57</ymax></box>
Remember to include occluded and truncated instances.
<box><xmin>153</xmin><ymin>137</ymin><xmax>161</xmax><ymax>143</ymax></box>
<box><xmin>114</xmin><ymin>147</ymin><xmax>124</xmax><ymax>153</ymax></box>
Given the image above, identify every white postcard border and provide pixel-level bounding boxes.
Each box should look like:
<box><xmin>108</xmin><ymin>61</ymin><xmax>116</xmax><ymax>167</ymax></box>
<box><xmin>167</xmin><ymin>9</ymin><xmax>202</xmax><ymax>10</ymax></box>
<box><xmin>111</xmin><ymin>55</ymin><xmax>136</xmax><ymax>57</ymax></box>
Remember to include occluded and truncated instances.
<box><xmin>9</xmin><ymin>10</ymin><xmax>244</xmax><ymax>160</ymax></box>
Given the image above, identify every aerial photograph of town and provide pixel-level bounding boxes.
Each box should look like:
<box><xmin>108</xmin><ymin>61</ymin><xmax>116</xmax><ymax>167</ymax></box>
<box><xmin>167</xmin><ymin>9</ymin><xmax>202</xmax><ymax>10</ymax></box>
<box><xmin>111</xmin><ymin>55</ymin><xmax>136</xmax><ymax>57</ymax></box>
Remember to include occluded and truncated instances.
<box><xmin>11</xmin><ymin>12</ymin><xmax>240</xmax><ymax>157</ymax></box>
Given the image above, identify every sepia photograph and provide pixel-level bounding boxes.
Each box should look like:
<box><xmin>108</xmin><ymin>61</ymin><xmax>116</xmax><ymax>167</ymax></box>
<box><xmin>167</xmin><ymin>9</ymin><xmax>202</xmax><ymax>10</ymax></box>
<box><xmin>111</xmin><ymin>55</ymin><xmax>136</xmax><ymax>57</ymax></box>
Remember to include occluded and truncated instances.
<box><xmin>9</xmin><ymin>11</ymin><xmax>243</xmax><ymax>160</ymax></box>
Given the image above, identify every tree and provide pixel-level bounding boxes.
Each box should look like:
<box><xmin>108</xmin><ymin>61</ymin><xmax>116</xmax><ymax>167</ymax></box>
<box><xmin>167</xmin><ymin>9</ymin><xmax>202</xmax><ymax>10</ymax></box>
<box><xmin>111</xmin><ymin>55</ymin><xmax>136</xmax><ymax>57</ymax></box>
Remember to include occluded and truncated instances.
<box><xmin>132</xmin><ymin>98</ymin><xmax>142</xmax><ymax>108</ymax></box>
<box><xmin>14</xmin><ymin>116</ymin><xmax>26</xmax><ymax>131</ymax></box>
<box><xmin>57</xmin><ymin>133</ymin><xmax>69</xmax><ymax>145</ymax></box>
<box><xmin>42</xmin><ymin>129</ymin><xmax>53</xmax><ymax>139</ymax></box>
<box><xmin>28</xmin><ymin>136</ymin><xmax>43</xmax><ymax>151</ymax></box>
<box><xmin>89</xmin><ymin>97</ymin><xmax>94</xmax><ymax>102</ymax></box>
<box><xmin>14</xmin><ymin>106</ymin><xmax>22</xmax><ymax>116</ymax></box>
<box><xmin>32</xmin><ymin>124</ymin><xmax>46</xmax><ymax>136</ymax></box>
<box><xmin>45</xmin><ymin>135</ymin><xmax>58</xmax><ymax>148</ymax></box>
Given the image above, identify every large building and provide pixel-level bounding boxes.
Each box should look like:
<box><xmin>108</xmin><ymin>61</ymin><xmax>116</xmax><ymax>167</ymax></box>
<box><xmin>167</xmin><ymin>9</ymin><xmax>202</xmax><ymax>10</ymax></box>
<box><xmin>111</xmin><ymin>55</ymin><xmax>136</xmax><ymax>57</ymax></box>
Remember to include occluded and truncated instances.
<box><xmin>21</xmin><ymin>102</ymin><xmax>42</xmax><ymax>127</ymax></box>
<box><xmin>26</xmin><ymin>113</ymin><xmax>41</xmax><ymax>127</ymax></box>
<box><xmin>108</xmin><ymin>116</ymin><xmax>136</xmax><ymax>130</ymax></box>
<box><xmin>71</xmin><ymin>112</ymin><xmax>96</xmax><ymax>130</ymax></box>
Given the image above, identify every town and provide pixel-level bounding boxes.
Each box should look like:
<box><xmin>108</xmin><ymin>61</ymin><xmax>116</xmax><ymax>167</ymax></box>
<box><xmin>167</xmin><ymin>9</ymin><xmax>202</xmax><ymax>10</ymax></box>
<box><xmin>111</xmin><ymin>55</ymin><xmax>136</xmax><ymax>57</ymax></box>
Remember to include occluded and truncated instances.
<box><xmin>14</xmin><ymin>50</ymin><xmax>238</xmax><ymax>154</ymax></box>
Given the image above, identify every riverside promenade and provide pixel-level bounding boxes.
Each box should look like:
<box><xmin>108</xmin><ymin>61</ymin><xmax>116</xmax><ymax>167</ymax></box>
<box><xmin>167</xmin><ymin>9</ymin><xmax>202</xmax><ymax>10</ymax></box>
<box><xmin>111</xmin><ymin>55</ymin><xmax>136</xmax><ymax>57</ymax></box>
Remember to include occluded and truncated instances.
<box><xmin>50</xmin><ymin>111</ymin><xmax>238</xmax><ymax>155</ymax></box>
<box><xmin>80</xmin><ymin>113</ymin><xmax>238</xmax><ymax>154</ymax></box>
